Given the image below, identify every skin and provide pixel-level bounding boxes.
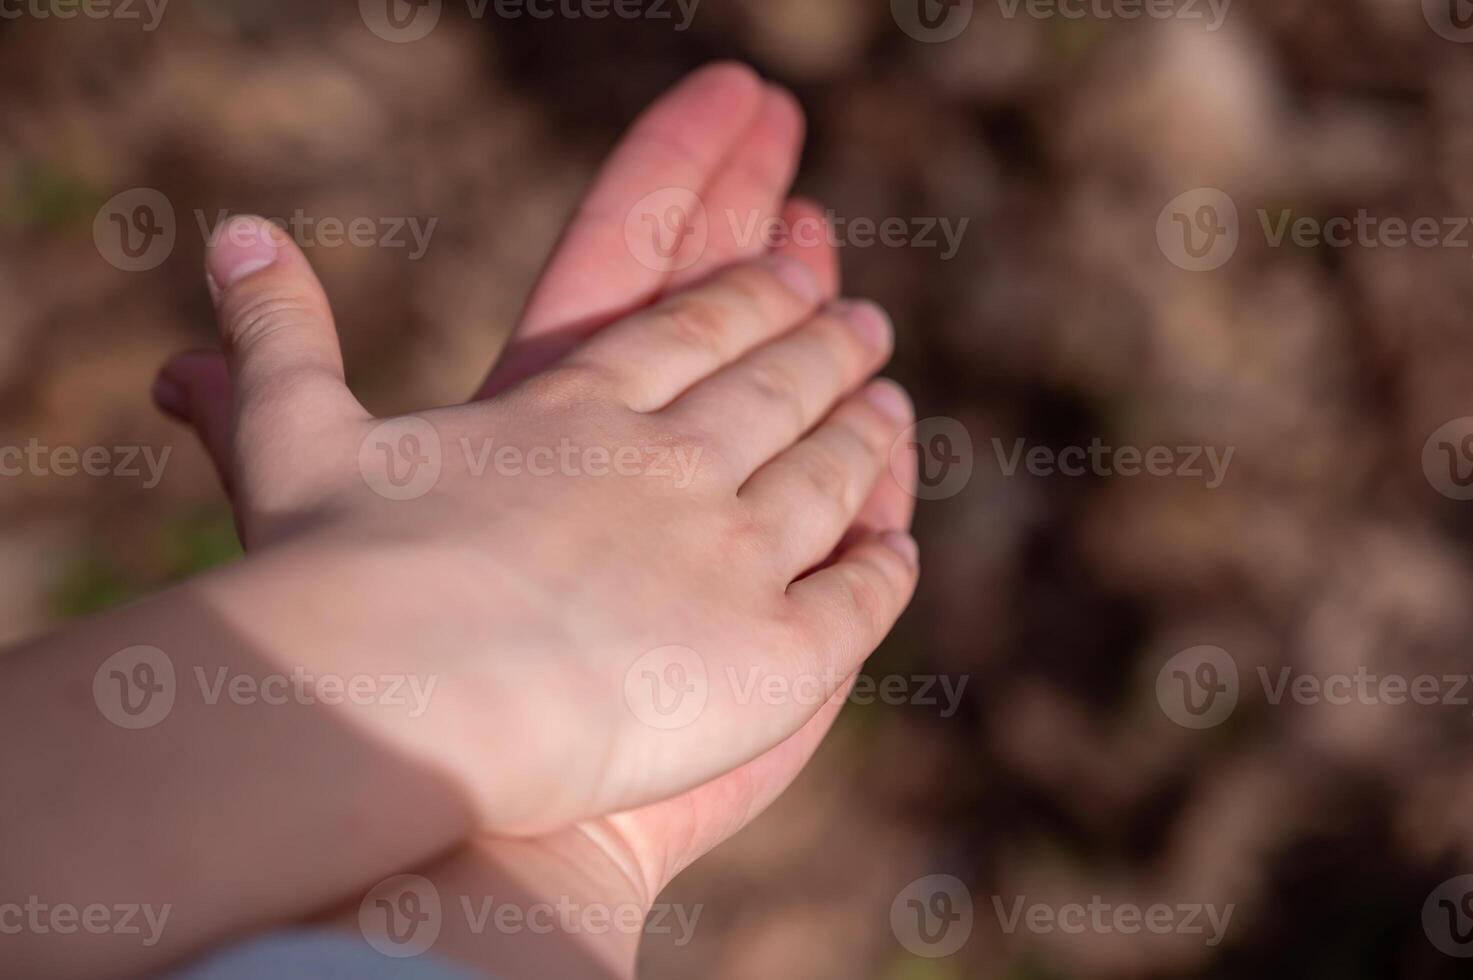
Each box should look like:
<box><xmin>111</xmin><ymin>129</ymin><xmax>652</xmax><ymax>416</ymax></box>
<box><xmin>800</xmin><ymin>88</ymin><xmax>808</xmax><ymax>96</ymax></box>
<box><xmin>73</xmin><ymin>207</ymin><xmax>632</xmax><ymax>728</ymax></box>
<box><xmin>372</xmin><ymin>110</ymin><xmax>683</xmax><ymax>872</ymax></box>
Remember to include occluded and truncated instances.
<box><xmin>0</xmin><ymin>64</ymin><xmax>920</xmax><ymax>979</ymax></box>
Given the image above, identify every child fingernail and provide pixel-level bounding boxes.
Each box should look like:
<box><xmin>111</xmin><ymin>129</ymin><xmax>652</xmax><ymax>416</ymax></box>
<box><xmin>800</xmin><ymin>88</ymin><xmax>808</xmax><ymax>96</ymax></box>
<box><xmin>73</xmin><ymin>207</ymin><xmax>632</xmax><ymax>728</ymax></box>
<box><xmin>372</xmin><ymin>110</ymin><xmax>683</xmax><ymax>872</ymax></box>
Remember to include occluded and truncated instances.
<box><xmin>864</xmin><ymin>380</ymin><xmax>912</xmax><ymax>422</ymax></box>
<box><xmin>768</xmin><ymin>255</ymin><xmax>823</xmax><ymax>303</ymax></box>
<box><xmin>881</xmin><ymin>531</ymin><xmax>919</xmax><ymax>568</ymax></box>
<box><xmin>207</xmin><ymin>216</ymin><xmax>281</xmax><ymax>290</ymax></box>
<box><xmin>836</xmin><ymin>300</ymin><xmax>893</xmax><ymax>352</ymax></box>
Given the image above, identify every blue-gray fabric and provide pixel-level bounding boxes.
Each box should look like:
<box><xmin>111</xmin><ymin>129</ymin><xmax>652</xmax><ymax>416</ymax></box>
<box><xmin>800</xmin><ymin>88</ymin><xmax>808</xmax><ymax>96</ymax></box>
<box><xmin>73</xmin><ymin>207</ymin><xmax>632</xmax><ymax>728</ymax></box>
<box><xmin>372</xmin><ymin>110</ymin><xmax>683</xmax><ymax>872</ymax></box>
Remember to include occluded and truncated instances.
<box><xmin>165</xmin><ymin>930</ymin><xmax>485</xmax><ymax>979</ymax></box>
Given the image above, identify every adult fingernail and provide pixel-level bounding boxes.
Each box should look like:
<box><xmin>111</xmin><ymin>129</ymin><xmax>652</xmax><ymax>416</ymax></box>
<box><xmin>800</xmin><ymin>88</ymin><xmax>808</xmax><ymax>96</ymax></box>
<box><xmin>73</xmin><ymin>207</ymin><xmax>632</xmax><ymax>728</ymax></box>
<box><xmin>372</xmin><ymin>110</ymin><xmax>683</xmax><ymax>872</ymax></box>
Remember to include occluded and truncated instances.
<box><xmin>767</xmin><ymin>255</ymin><xmax>823</xmax><ymax>303</ymax></box>
<box><xmin>881</xmin><ymin>531</ymin><xmax>919</xmax><ymax>568</ymax></box>
<box><xmin>207</xmin><ymin>216</ymin><xmax>282</xmax><ymax>291</ymax></box>
<box><xmin>151</xmin><ymin>374</ymin><xmax>187</xmax><ymax>419</ymax></box>
<box><xmin>864</xmin><ymin>380</ymin><xmax>912</xmax><ymax>422</ymax></box>
<box><xmin>835</xmin><ymin>300</ymin><xmax>893</xmax><ymax>352</ymax></box>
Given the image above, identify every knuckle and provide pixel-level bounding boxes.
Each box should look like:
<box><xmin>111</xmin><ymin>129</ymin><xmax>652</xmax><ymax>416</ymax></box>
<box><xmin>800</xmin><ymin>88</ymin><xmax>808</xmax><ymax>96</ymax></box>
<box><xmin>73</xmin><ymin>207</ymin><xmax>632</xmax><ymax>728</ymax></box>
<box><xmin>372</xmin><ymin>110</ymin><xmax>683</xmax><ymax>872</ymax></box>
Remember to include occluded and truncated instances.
<box><xmin>223</xmin><ymin>292</ymin><xmax>321</xmax><ymax>356</ymax></box>
<box><xmin>524</xmin><ymin>363</ymin><xmax>614</xmax><ymax>406</ymax></box>
<box><xmin>820</xmin><ymin>315</ymin><xmax>873</xmax><ymax>372</ymax></box>
<box><xmin>792</xmin><ymin>444</ymin><xmax>852</xmax><ymax>505</ymax></box>
<box><xmin>777</xmin><ymin>610</ymin><xmax>816</xmax><ymax>661</ymax></box>
<box><xmin>837</xmin><ymin>563</ymin><xmax>889</xmax><ymax>637</ymax></box>
<box><xmin>836</xmin><ymin>408</ymin><xmax>890</xmax><ymax>461</ymax></box>
<box><xmin>715</xmin><ymin>501</ymin><xmax>775</xmax><ymax>561</ymax></box>
<box><xmin>641</xmin><ymin>419</ymin><xmax>727</xmax><ymax>488</ymax></box>
<box><xmin>245</xmin><ymin>364</ymin><xmax>335</xmax><ymax>409</ymax></box>
<box><xmin>733</xmin><ymin>155</ymin><xmax>786</xmax><ymax>203</ymax></box>
<box><xmin>829</xmin><ymin>432</ymin><xmax>877</xmax><ymax>512</ymax></box>
<box><xmin>656</xmin><ymin>298</ymin><xmax>730</xmax><ymax>359</ymax></box>
<box><xmin>767</xmin><ymin>605</ymin><xmax>825</xmax><ymax>677</ymax></box>
<box><xmin>721</xmin><ymin>266</ymin><xmax>770</xmax><ymax>308</ymax></box>
<box><xmin>743</xmin><ymin>359</ymin><xmax>806</xmax><ymax>429</ymax></box>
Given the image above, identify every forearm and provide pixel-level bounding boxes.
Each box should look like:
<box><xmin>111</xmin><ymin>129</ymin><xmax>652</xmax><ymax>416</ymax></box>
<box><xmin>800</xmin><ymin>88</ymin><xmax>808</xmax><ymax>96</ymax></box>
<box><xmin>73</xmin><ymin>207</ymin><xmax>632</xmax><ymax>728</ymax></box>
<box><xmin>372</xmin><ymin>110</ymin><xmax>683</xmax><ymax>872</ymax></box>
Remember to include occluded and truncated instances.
<box><xmin>0</xmin><ymin>540</ymin><xmax>476</xmax><ymax>979</ymax></box>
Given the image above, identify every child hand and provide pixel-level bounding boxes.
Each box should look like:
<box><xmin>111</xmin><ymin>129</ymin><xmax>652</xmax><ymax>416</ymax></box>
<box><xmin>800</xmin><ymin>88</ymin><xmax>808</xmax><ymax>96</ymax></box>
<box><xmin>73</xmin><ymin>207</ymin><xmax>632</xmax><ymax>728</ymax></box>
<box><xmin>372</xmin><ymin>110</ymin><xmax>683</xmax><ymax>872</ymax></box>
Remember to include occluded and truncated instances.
<box><xmin>193</xmin><ymin>210</ymin><xmax>918</xmax><ymax>833</ymax></box>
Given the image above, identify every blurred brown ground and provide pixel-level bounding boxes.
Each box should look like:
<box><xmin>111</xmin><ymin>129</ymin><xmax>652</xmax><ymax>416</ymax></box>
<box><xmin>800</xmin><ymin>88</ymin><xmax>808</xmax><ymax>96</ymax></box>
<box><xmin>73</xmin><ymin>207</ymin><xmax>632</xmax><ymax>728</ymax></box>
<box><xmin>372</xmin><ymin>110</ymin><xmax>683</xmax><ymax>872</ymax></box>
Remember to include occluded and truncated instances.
<box><xmin>5</xmin><ymin>1</ymin><xmax>1473</xmax><ymax>977</ymax></box>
